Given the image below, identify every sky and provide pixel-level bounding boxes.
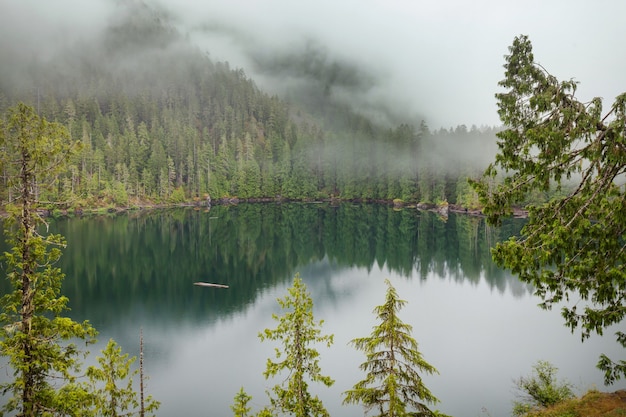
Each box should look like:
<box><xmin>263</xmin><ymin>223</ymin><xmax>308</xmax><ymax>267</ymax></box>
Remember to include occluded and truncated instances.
<box><xmin>1</xmin><ymin>0</ymin><xmax>625</xmax><ymax>128</ymax></box>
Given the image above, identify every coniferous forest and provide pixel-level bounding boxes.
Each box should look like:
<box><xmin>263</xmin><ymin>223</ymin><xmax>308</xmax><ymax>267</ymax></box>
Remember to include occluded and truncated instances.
<box><xmin>0</xmin><ymin>3</ymin><xmax>500</xmax><ymax>210</ymax></box>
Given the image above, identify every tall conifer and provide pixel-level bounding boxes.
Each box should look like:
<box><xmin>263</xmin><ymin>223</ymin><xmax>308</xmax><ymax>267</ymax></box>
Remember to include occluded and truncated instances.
<box><xmin>0</xmin><ymin>103</ymin><xmax>96</xmax><ymax>417</ymax></box>
<box><xmin>259</xmin><ymin>274</ymin><xmax>334</xmax><ymax>417</ymax></box>
<box><xmin>343</xmin><ymin>279</ymin><xmax>441</xmax><ymax>417</ymax></box>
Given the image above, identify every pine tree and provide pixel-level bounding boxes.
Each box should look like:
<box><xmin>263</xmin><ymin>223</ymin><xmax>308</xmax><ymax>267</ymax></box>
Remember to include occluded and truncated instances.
<box><xmin>343</xmin><ymin>279</ymin><xmax>441</xmax><ymax>417</ymax></box>
<box><xmin>259</xmin><ymin>274</ymin><xmax>334</xmax><ymax>417</ymax></box>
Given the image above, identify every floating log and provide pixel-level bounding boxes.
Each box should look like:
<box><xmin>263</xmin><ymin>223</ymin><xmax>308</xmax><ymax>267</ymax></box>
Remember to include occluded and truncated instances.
<box><xmin>193</xmin><ymin>282</ymin><xmax>229</xmax><ymax>289</ymax></box>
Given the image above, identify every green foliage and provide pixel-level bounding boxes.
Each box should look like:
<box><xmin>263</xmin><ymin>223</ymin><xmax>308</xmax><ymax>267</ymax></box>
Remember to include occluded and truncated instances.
<box><xmin>110</xmin><ymin>180</ymin><xmax>130</xmax><ymax>206</ymax></box>
<box><xmin>0</xmin><ymin>103</ymin><xmax>97</xmax><ymax>417</ymax></box>
<box><xmin>0</xmin><ymin>25</ymin><xmax>500</xmax><ymax>208</ymax></box>
<box><xmin>0</xmin><ymin>103</ymin><xmax>158</xmax><ymax>417</ymax></box>
<box><xmin>236</xmin><ymin>159</ymin><xmax>261</xmax><ymax>199</ymax></box>
<box><xmin>343</xmin><ymin>279</ymin><xmax>441</xmax><ymax>417</ymax></box>
<box><xmin>87</xmin><ymin>339</ymin><xmax>160</xmax><ymax>417</ymax></box>
<box><xmin>259</xmin><ymin>274</ymin><xmax>334</xmax><ymax>417</ymax></box>
<box><xmin>169</xmin><ymin>186</ymin><xmax>186</xmax><ymax>203</ymax></box>
<box><xmin>512</xmin><ymin>361</ymin><xmax>574</xmax><ymax>416</ymax></box>
<box><xmin>471</xmin><ymin>35</ymin><xmax>626</xmax><ymax>384</ymax></box>
<box><xmin>255</xmin><ymin>408</ymin><xmax>274</xmax><ymax>417</ymax></box>
<box><xmin>231</xmin><ymin>387</ymin><xmax>252</xmax><ymax>417</ymax></box>
<box><xmin>457</xmin><ymin>176</ymin><xmax>481</xmax><ymax>210</ymax></box>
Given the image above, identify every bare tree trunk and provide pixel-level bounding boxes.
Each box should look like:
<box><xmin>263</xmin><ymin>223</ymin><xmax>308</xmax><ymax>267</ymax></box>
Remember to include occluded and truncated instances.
<box><xmin>19</xmin><ymin>132</ymin><xmax>36</xmax><ymax>417</ymax></box>
<box><xmin>140</xmin><ymin>328</ymin><xmax>145</xmax><ymax>417</ymax></box>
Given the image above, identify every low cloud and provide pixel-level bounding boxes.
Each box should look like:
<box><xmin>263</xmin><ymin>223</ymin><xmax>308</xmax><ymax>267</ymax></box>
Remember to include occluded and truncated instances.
<box><xmin>1</xmin><ymin>0</ymin><xmax>625</xmax><ymax>128</ymax></box>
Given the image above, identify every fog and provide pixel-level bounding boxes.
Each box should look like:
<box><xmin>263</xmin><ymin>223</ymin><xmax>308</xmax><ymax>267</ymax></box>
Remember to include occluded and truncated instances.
<box><xmin>1</xmin><ymin>0</ymin><xmax>625</xmax><ymax>128</ymax></box>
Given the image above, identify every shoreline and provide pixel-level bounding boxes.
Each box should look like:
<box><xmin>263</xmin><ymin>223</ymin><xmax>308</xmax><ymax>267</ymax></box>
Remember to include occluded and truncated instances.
<box><xmin>0</xmin><ymin>197</ymin><xmax>528</xmax><ymax>220</ymax></box>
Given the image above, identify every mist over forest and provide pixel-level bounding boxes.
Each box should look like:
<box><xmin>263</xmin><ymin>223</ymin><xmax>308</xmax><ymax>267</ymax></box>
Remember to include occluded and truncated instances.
<box><xmin>1</xmin><ymin>0</ymin><xmax>512</xmax><ymax>207</ymax></box>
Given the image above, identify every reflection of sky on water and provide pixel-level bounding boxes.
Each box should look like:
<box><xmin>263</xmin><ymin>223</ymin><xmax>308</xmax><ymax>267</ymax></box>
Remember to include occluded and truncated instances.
<box><xmin>96</xmin><ymin>259</ymin><xmax>625</xmax><ymax>417</ymax></box>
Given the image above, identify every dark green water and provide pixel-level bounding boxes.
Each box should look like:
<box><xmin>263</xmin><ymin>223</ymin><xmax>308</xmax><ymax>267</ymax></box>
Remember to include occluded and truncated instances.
<box><xmin>54</xmin><ymin>203</ymin><xmax>523</xmax><ymax>328</ymax></box>
<box><xmin>1</xmin><ymin>204</ymin><xmax>623</xmax><ymax>416</ymax></box>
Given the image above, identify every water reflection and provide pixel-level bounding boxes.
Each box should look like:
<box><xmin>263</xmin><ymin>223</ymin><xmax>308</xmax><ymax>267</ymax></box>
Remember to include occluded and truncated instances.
<box><xmin>49</xmin><ymin>204</ymin><xmax>527</xmax><ymax>327</ymax></box>
<box><xmin>2</xmin><ymin>204</ymin><xmax>622</xmax><ymax>416</ymax></box>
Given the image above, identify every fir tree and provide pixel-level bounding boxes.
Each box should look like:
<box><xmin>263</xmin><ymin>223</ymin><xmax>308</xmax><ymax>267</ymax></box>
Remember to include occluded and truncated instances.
<box><xmin>87</xmin><ymin>339</ymin><xmax>160</xmax><ymax>417</ymax></box>
<box><xmin>343</xmin><ymin>279</ymin><xmax>441</xmax><ymax>417</ymax></box>
<box><xmin>259</xmin><ymin>274</ymin><xmax>334</xmax><ymax>417</ymax></box>
<box><xmin>0</xmin><ymin>103</ymin><xmax>96</xmax><ymax>417</ymax></box>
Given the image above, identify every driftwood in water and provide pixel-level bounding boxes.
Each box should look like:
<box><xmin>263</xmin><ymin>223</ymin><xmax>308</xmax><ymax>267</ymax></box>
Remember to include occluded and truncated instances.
<box><xmin>193</xmin><ymin>282</ymin><xmax>229</xmax><ymax>289</ymax></box>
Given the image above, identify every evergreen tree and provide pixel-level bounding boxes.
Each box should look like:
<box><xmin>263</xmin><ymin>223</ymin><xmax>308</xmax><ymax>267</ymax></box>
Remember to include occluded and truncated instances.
<box><xmin>215</xmin><ymin>137</ymin><xmax>234</xmax><ymax>197</ymax></box>
<box><xmin>0</xmin><ymin>103</ymin><xmax>97</xmax><ymax>417</ymax></box>
<box><xmin>231</xmin><ymin>387</ymin><xmax>252</xmax><ymax>417</ymax></box>
<box><xmin>87</xmin><ymin>339</ymin><xmax>160</xmax><ymax>417</ymax></box>
<box><xmin>0</xmin><ymin>103</ymin><xmax>158</xmax><ymax>417</ymax></box>
<box><xmin>343</xmin><ymin>279</ymin><xmax>441</xmax><ymax>417</ymax></box>
<box><xmin>259</xmin><ymin>274</ymin><xmax>334</xmax><ymax>417</ymax></box>
<box><xmin>471</xmin><ymin>35</ymin><xmax>626</xmax><ymax>383</ymax></box>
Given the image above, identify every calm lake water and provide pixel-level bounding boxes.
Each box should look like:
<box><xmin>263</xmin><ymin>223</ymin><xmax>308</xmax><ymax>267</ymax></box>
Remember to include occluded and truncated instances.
<box><xmin>1</xmin><ymin>203</ymin><xmax>624</xmax><ymax>416</ymax></box>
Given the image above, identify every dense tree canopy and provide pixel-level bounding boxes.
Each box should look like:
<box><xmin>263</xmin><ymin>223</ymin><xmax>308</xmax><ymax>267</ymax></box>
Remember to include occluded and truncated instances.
<box><xmin>0</xmin><ymin>83</ymin><xmax>495</xmax><ymax>208</ymax></box>
<box><xmin>0</xmin><ymin>11</ymin><xmax>499</xmax><ymax>209</ymax></box>
<box><xmin>471</xmin><ymin>35</ymin><xmax>626</xmax><ymax>384</ymax></box>
<box><xmin>0</xmin><ymin>0</ymin><xmax>498</xmax><ymax>208</ymax></box>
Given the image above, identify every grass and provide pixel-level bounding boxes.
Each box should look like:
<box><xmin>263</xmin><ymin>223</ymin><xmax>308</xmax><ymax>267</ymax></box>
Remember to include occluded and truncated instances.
<box><xmin>524</xmin><ymin>389</ymin><xmax>626</xmax><ymax>417</ymax></box>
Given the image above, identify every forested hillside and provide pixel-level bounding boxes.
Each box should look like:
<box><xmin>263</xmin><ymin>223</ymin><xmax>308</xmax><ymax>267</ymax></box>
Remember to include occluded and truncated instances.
<box><xmin>0</xmin><ymin>2</ymin><xmax>499</xmax><ymax>209</ymax></box>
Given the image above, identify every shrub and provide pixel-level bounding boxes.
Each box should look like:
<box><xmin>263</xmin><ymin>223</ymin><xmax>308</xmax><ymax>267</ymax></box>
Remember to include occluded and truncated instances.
<box><xmin>169</xmin><ymin>186</ymin><xmax>186</xmax><ymax>203</ymax></box>
<box><xmin>512</xmin><ymin>360</ymin><xmax>575</xmax><ymax>416</ymax></box>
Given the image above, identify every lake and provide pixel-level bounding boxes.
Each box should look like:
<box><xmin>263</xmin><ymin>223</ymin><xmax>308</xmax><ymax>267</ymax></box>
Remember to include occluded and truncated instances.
<box><xmin>1</xmin><ymin>203</ymin><xmax>624</xmax><ymax>416</ymax></box>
